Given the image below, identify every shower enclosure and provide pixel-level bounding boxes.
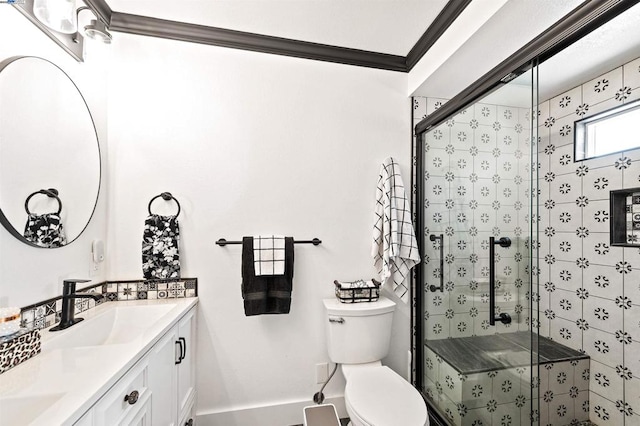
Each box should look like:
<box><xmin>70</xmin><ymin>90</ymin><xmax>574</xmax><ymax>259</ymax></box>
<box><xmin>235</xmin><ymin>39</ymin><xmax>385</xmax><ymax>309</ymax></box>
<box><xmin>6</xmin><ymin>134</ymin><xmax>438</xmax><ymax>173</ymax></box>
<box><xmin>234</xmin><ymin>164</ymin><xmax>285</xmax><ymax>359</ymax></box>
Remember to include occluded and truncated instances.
<box><xmin>415</xmin><ymin>64</ymin><xmax>592</xmax><ymax>426</ymax></box>
<box><xmin>415</xmin><ymin>67</ymin><xmax>542</xmax><ymax>426</ymax></box>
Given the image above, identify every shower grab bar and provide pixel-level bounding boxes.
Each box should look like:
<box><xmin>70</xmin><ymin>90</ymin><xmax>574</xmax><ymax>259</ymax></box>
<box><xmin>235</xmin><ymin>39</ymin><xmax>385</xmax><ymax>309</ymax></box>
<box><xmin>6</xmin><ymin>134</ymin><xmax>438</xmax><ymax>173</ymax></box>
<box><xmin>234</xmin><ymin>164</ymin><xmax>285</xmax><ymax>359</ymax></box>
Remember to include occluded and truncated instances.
<box><xmin>489</xmin><ymin>236</ymin><xmax>512</xmax><ymax>326</ymax></box>
<box><xmin>429</xmin><ymin>234</ymin><xmax>444</xmax><ymax>292</ymax></box>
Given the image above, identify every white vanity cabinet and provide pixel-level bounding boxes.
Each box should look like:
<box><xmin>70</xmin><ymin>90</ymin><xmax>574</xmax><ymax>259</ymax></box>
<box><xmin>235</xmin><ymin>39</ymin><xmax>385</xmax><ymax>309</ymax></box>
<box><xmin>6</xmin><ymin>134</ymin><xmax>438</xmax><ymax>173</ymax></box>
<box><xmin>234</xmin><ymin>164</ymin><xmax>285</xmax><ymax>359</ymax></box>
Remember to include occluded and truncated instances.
<box><xmin>71</xmin><ymin>304</ymin><xmax>197</xmax><ymax>426</ymax></box>
<box><xmin>148</xmin><ymin>306</ymin><xmax>197</xmax><ymax>425</ymax></box>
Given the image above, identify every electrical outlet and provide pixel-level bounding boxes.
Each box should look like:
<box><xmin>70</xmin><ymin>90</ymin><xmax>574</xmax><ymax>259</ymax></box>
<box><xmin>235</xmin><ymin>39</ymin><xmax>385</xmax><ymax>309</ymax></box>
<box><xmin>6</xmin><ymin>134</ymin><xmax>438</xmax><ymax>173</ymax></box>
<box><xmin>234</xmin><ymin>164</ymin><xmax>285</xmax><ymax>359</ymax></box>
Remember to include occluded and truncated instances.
<box><xmin>316</xmin><ymin>363</ymin><xmax>328</xmax><ymax>384</ymax></box>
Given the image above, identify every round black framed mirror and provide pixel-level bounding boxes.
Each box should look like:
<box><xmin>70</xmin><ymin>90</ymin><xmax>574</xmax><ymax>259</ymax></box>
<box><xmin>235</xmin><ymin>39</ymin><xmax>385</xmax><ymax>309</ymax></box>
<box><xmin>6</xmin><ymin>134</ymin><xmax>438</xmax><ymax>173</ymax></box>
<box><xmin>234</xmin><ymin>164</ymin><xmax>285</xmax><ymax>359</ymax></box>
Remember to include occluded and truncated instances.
<box><xmin>0</xmin><ymin>56</ymin><xmax>101</xmax><ymax>248</ymax></box>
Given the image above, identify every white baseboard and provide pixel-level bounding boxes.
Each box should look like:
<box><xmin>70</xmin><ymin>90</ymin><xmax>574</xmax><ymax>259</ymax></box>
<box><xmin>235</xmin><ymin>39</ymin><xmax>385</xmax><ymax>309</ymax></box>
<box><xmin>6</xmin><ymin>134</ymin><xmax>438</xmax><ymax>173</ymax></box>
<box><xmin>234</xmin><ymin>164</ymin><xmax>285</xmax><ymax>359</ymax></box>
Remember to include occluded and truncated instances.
<box><xmin>196</xmin><ymin>396</ymin><xmax>347</xmax><ymax>426</ymax></box>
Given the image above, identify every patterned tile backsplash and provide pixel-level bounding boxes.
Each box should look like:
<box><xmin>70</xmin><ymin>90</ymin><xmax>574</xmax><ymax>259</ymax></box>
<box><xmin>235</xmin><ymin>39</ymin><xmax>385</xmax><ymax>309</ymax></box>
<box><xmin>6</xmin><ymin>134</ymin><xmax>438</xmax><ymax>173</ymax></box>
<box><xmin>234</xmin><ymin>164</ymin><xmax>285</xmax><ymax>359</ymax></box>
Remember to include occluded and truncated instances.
<box><xmin>0</xmin><ymin>278</ymin><xmax>197</xmax><ymax>374</ymax></box>
<box><xmin>19</xmin><ymin>278</ymin><xmax>198</xmax><ymax>331</ymax></box>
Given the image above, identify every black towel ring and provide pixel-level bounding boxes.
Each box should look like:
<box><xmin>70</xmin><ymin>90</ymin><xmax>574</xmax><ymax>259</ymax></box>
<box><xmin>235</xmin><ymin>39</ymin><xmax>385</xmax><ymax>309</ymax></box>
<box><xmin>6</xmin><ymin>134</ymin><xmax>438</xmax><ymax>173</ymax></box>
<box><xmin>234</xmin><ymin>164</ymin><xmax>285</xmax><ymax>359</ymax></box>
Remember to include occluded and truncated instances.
<box><xmin>148</xmin><ymin>192</ymin><xmax>181</xmax><ymax>217</ymax></box>
<box><xmin>25</xmin><ymin>188</ymin><xmax>62</xmax><ymax>215</ymax></box>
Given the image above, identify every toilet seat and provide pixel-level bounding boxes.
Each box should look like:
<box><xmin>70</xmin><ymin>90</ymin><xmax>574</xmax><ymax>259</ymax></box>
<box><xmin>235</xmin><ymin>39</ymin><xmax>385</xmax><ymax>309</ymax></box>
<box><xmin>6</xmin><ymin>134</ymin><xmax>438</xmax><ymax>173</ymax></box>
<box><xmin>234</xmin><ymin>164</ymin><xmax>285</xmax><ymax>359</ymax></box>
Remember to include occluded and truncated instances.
<box><xmin>344</xmin><ymin>366</ymin><xmax>428</xmax><ymax>426</ymax></box>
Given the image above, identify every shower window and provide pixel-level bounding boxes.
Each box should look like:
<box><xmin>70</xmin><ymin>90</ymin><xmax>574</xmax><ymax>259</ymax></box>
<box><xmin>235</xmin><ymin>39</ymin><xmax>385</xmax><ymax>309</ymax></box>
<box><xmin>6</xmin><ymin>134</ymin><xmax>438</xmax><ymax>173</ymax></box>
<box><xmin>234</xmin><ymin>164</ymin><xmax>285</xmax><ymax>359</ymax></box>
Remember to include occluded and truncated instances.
<box><xmin>574</xmin><ymin>98</ymin><xmax>640</xmax><ymax>161</ymax></box>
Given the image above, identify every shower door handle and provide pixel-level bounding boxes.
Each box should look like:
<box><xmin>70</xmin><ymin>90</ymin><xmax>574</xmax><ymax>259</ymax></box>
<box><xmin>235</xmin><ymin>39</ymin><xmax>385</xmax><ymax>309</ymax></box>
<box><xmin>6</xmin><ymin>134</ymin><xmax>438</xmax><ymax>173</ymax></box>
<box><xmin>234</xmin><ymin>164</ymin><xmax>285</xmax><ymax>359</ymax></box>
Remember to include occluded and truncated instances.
<box><xmin>429</xmin><ymin>234</ymin><xmax>444</xmax><ymax>292</ymax></box>
<box><xmin>489</xmin><ymin>237</ymin><xmax>512</xmax><ymax>326</ymax></box>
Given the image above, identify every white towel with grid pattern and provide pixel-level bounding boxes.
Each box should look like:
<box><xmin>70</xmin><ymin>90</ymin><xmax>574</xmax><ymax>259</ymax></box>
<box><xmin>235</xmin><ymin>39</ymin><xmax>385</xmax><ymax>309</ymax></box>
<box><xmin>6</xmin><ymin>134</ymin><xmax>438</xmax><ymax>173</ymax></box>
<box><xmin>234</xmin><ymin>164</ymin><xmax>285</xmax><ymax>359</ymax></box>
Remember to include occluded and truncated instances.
<box><xmin>371</xmin><ymin>157</ymin><xmax>420</xmax><ymax>302</ymax></box>
<box><xmin>253</xmin><ymin>235</ymin><xmax>286</xmax><ymax>276</ymax></box>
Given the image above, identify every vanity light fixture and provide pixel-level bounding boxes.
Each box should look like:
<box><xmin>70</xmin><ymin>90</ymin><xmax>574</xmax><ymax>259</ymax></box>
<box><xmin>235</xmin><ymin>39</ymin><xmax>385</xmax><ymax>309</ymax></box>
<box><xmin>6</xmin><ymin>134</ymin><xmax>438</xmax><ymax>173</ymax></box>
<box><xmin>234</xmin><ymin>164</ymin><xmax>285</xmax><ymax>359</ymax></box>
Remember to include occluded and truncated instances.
<box><xmin>33</xmin><ymin>0</ymin><xmax>77</xmax><ymax>34</ymax></box>
<box><xmin>73</xmin><ymin>6</ymin><xmax>112</xmax><ymax>44</ymax></box>
<box><xmin>12</xmin><ymin>0</ymin><xmax>85</xmax><ymax>61</ymax></box>
<box><xmin>83</xmin><ymin>18</ymin><xmax>111</xmax><ymax>43</ymax></box>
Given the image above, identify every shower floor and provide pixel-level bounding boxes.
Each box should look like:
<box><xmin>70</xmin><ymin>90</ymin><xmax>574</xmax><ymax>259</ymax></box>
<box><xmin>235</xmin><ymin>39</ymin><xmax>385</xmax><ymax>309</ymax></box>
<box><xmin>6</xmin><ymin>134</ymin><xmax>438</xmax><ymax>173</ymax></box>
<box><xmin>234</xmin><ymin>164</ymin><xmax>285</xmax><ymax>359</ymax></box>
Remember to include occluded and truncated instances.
<box><xmin>425</xmin><ymin>331</ymin><xmax>588</xmax><ymax>375</ymax></box>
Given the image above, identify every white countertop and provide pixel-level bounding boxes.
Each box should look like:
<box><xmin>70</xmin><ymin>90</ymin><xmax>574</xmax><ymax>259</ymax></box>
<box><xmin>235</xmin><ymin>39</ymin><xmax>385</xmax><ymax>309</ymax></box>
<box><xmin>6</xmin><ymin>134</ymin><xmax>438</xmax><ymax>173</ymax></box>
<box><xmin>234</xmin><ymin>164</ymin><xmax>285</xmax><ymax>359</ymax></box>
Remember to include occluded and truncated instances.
<box><xmin>0</xmin><ymin>297</ymin><xmax>198</xmax><ymax>425</ymax></box>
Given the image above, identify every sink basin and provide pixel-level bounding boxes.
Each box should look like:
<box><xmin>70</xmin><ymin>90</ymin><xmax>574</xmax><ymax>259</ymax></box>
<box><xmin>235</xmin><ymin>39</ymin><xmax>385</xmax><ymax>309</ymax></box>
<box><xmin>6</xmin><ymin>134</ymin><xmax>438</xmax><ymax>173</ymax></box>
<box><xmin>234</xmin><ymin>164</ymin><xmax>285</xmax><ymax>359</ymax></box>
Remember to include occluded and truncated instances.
<box><xmin>0</xmin><ymin>393</ymin><xmax>65</xmax><ymax>424</ymax></box>
<box><xmin>43</xmin><ymin>303</ymin><xmax>176</xmax><ymax>350</ymax></box>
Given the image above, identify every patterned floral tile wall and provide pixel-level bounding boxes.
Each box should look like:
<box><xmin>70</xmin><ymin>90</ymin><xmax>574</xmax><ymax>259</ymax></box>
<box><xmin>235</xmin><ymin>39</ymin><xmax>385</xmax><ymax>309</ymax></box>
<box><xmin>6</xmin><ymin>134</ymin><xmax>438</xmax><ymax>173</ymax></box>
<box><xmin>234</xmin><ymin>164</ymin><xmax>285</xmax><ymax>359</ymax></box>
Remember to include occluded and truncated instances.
<box><xmin>538</xmin><ymin>56</ymin><xmax>640</xmax><ymax>425</ymax></box>
<box><xmin>414</xmin><ymin>97</ymin><xmax>533</xmax><ymax>342</ymax></box>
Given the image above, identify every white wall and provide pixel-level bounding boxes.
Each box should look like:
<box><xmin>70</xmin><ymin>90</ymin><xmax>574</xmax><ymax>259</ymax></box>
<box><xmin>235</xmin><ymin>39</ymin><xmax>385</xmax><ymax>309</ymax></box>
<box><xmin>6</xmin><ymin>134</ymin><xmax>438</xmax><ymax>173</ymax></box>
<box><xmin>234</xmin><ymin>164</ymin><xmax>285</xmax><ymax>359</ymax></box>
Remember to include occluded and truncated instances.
<box><xmin>107</xmin><ymin>34</ymin><xmax>412</xmax><ymax>424</ymax></box>
<box><xmin>0</xmin><ymin>8</ymin><xmax>109</xmax><ymax>308</ymax></box>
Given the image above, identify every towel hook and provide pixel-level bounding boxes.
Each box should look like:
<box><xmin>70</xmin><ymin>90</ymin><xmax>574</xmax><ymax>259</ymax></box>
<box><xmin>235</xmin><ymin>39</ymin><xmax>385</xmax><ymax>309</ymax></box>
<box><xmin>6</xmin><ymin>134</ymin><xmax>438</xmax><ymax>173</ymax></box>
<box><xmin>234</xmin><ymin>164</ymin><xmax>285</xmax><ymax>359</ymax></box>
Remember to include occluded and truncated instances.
<box><xmin>25</xmin><ymin>188</ymin><xmax>62</xmax><ymax>215</ymax></box>
<box><xmin>148</xmin><ymin>192</ymin><xmax>181</xmax><ymax>217</ymax></box>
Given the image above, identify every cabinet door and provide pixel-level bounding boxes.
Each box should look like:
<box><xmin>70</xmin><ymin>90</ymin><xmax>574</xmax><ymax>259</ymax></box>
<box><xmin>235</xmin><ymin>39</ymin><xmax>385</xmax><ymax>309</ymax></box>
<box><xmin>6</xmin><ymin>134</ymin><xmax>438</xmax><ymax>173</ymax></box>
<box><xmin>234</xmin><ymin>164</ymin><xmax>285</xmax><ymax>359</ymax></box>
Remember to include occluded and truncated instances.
<box><xmin>178</xmin><ymin>396</ymin><xmax>196</xmax><ymax>426</ymax></box>
<box><xmin>148</xmin><ymin>326</ymin><xmax>179</xmax><ymax>425</ymax></box>
<box><xmin>177</xmin><ymin>307</ymin><xmax>196</xmax><ymax>419</ymax></box>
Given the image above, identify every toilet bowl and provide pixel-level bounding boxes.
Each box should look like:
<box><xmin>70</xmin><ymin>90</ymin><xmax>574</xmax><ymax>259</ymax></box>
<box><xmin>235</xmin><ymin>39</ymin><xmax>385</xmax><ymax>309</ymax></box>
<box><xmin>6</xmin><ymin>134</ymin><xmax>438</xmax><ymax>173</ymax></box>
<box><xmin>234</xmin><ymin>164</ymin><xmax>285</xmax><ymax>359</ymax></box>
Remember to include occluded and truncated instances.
<box><xmin>343</xmin><ymin>365</ymin><xmax>428</xmax><ymax>426</ymax></box>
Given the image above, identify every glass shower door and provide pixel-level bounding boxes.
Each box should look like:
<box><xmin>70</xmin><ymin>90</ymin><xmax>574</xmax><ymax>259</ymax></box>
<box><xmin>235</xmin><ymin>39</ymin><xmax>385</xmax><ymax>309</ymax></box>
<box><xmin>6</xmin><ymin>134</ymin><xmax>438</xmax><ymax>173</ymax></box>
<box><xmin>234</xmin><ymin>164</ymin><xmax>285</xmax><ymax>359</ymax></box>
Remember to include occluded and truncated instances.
<box><xmin>417</xmin><ymin>68</ymin><xmax>539</xmax><ymax>426</ymax></box>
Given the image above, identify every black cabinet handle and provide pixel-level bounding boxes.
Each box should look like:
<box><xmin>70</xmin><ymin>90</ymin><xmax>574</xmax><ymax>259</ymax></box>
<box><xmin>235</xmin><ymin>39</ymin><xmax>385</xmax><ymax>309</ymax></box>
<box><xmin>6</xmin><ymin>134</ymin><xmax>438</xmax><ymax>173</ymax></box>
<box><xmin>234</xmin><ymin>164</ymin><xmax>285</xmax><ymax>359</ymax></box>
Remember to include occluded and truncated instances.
<box><xmin>489</xmin><ymin>236</ymin><xmax>512</xmax><ymax>326</ymax></box>
<box><xmin>179</xmin><ymin>337</ymin><xmax>187</xmax><ymax>362</ymax></box>
<box><xmin>124</xmin><ymin>390</ymin><xmax>139</xmax><ymax>405</ymax></box>
<box><xmin>185</xmin><ymin>419</ymin><xmax>193</xmax><ymax>426</ymax></box>
<box><xmin>175</xmin><ymin>339</ymin><xmax>184</xmax><ymax>364</ymax></box>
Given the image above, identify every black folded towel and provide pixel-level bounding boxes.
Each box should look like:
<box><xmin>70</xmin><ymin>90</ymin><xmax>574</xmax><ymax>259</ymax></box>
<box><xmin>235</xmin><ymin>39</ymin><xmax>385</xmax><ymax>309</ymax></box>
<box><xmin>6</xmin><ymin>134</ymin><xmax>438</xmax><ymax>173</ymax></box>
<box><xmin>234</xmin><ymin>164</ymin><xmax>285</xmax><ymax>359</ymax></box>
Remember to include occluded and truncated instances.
<box><xmin>242</xmin><ymin>236</ymin><xmax>294</xmax><ymax>316</ymax></box>
<box><xmin>142</xmin><ymin>214</ymin><xmax>180</xmax><ymax>279</ymax></box>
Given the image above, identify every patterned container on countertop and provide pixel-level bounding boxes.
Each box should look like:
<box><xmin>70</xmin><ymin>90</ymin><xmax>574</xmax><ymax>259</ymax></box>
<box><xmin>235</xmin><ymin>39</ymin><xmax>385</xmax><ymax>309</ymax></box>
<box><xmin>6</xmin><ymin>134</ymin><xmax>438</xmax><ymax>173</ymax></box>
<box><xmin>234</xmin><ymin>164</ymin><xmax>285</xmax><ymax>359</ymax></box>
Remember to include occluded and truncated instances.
<box><xmin>0</xmin><ymin>328</ymin><xmax>41</xmax><ymax>374</ymax></box>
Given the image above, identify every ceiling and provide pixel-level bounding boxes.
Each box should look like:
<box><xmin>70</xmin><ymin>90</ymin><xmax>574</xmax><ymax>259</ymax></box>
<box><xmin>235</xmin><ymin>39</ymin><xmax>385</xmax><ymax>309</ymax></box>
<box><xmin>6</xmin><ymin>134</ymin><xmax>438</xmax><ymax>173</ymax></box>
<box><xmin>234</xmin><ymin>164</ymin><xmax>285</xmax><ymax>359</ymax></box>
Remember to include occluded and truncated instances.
<box><xmin>537</xmin><ymin>1</ymin><xmax>640</xmax><ymax>102</ymax></box>
<box><xmin>106</xmin><ymin>0</ymin><xmax>450</xmax><ymax>56</ymax></box>
<box><xmin>92</xmin><ymin>0</ymin><xmax>640</xmax><ymax>106</ymax></box>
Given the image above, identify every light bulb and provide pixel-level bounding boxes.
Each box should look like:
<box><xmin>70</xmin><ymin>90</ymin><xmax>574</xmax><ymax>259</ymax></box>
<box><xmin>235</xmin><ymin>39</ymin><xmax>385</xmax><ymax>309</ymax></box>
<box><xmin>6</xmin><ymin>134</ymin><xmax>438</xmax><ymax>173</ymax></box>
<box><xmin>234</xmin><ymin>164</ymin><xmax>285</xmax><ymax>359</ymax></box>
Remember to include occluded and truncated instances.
<box><xmin>33</xmin><ymin>0</ymin><xmax>77</xmax><ymax>34</ymax></box>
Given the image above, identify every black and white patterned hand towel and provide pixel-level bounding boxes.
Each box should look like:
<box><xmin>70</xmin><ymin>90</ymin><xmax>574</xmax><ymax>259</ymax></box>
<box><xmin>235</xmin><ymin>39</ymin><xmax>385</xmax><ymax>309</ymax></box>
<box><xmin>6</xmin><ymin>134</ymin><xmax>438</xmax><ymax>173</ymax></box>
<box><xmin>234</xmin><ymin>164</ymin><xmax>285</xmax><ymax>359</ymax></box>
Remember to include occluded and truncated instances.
<box><xmin>142</xmin><ymin>214</ymin><xmax>180</xmax><ymax>279</ymax></box>
<box><xmin>23</xmin><ymin>213</ymin><xmax>66</xmax><ymax>248</ymax></box>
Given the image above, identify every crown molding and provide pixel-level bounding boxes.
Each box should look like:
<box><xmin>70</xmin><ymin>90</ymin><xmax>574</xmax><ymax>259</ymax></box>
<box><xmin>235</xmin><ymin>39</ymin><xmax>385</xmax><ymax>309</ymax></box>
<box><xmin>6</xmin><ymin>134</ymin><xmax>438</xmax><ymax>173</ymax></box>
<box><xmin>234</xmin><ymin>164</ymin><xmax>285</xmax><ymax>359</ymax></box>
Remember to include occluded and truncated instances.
<box><xmin>15</xmin><ymin>0</ymin><xmax>468</xmax><ymax>71</ymax></box>
<box><xmin>110</xmin><ymin>12</ymin><xmax>408</xmax><ymax>72</ymax></box>
<box><xmin>405</xmin><ymin>0</ymin><xmax>472</xmax><ymax>71</ymax></box>
<box><xmin>105</xmin><ymin>0</ymin><xmax>467</xmax><ymax>72</ymax></box>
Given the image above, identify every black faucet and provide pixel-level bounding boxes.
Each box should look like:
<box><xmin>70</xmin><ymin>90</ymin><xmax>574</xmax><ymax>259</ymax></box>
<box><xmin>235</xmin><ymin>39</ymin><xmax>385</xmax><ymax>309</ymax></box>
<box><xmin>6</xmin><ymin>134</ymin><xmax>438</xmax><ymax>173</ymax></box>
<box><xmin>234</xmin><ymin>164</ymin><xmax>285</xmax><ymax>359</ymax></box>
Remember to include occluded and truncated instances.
<box><xmin>50</xmin><ymin>279</ymin><xmax>104</xmax><ymax>332</ymax></box>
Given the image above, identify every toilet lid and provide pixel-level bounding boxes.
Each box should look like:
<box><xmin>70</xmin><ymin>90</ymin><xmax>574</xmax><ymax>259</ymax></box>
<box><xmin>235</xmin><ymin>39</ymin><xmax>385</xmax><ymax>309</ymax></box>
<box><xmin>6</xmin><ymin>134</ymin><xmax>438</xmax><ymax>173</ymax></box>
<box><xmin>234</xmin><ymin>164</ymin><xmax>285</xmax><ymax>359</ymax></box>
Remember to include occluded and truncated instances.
<box><xmin>345</xmin><ymin>366</ymin><xmax>427</xmax><ymax>426</ymax></box>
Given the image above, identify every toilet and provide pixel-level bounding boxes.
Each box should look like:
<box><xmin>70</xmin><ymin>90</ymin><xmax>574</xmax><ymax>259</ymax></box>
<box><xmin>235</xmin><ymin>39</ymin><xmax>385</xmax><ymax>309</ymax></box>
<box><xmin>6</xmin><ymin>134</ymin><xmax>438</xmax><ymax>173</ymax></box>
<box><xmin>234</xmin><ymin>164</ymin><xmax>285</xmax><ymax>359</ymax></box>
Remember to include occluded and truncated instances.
<box><xmin>323</xmin><ymin>296</ymin><xmax>429</xmax><ymax>426</ymax></box>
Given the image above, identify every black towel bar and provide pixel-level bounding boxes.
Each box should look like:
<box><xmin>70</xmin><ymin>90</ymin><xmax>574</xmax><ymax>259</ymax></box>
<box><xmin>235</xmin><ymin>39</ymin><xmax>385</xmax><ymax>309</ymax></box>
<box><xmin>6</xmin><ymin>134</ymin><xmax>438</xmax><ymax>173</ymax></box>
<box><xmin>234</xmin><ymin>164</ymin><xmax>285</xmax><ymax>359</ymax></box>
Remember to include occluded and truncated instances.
<box><xmin>216</xmin><ymin>238</ymin><xmax>321</xmax><ymax>246</ymax></box>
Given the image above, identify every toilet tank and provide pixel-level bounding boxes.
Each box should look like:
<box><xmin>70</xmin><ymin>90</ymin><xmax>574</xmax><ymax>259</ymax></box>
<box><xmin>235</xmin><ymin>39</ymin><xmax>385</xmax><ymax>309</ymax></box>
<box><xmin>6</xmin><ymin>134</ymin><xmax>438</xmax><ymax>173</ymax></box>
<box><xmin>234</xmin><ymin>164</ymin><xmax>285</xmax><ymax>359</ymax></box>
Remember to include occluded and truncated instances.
<box><xmin>323</xmin><ymin>296</ymin><xmax>396</xmax><ymax>364</ymax></box>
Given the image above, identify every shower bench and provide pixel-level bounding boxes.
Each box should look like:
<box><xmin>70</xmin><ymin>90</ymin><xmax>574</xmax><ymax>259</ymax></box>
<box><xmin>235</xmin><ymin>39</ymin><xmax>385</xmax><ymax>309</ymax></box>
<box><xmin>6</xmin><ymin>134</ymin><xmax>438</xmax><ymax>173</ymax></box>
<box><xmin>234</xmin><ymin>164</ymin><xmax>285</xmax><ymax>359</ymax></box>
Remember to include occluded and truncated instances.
<box><xmin>424</xmin><ymin>331</ymin><xmax>589</xmax><ymax>426</ymax></box>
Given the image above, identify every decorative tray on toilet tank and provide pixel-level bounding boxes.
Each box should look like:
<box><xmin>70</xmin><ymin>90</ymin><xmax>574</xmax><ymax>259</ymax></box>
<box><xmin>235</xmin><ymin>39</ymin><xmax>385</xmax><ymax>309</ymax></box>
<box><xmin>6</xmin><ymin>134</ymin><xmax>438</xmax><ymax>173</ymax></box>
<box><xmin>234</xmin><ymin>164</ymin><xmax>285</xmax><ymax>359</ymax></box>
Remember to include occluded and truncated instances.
<box><xmin>333</xmin><ymin>279</ymin><xmax>381</xmax><ymax>303</ymax></box>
